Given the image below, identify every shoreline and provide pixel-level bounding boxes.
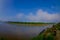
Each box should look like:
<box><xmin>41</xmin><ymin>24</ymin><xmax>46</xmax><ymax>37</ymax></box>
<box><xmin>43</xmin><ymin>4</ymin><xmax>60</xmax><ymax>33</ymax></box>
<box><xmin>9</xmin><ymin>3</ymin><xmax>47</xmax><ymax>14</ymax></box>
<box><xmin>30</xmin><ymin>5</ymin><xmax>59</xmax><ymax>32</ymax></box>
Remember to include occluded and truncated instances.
<box><xmin>32</xmin><ymin>23</ymin><xmax>60</xmax><ymax>40</ymax></box>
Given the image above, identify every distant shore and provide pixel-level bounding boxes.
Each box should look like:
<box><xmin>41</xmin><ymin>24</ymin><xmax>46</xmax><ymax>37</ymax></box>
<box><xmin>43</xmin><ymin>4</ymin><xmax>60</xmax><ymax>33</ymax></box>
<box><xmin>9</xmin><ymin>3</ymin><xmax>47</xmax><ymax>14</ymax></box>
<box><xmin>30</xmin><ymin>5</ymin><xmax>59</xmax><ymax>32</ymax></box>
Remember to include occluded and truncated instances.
<box><xmin>6</xmin><ymin>21</ymin><xmax>54</xmax><ymax>26</ymax></box>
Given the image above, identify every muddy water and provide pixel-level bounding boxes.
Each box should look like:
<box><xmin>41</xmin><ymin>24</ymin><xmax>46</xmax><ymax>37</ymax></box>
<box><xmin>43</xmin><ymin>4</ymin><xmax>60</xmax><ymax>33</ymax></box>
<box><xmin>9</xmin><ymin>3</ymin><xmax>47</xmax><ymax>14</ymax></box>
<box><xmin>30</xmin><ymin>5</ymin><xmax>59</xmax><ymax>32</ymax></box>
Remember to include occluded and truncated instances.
<box><xmin>0</xmin><ymin>22</ymin><xmax>53</xmax><ymax>40</ymax></box>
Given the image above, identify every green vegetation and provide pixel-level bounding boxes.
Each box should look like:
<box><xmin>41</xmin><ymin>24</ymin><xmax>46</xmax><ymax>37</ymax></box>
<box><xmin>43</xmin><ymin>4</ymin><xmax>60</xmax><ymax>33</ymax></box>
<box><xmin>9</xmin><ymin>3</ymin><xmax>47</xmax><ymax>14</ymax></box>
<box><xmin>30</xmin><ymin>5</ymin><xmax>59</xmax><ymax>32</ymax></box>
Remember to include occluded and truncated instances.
<box><xmin>0</xmin><ymin>37</ymin><xmax>7</xmax><ymax>40</ymax></box>
<box><xmin>32</xmin><ymin>23</ymin><xmax>60</xmax><ymax>40</ymax></box>
<box><xmin>54</xmin><ymin>23</ymin><xmax>60</xmax><ymax>30</ymax></box>
<box><xmin>32</xmin><ymin>29</ymin><xmax>55</xmax><ymax>40</ymax></box>
<box><xmin>6</xmin><ymin>21</ymin><xmax>54</xmax><ymax>24</ymax></box>
<box><xmin>6</xmin><ymin>21</ymin><xmax>54</xmax><ymax>26</ymax></box>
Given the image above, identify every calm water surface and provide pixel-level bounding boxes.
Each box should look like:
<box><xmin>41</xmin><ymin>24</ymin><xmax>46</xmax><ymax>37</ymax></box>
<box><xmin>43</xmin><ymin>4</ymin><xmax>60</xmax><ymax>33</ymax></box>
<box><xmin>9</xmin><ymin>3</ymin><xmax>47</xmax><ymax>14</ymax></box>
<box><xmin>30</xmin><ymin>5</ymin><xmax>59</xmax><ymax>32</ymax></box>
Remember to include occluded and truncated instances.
<box><xmin>0</xmin><ymin>22</ymin><xmax>53</xmax><ymax>38</ymax></box>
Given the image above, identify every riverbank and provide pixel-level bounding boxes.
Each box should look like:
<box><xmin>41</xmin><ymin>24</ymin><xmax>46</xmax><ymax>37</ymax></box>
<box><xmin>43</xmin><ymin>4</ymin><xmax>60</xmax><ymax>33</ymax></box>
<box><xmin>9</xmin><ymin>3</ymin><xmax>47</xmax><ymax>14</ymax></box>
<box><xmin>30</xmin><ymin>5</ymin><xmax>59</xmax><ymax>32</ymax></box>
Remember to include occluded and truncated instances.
<box><xmin>32</xmin><ymin>23</ymin><xmax>60</xmax><ymax>40</ymax></box>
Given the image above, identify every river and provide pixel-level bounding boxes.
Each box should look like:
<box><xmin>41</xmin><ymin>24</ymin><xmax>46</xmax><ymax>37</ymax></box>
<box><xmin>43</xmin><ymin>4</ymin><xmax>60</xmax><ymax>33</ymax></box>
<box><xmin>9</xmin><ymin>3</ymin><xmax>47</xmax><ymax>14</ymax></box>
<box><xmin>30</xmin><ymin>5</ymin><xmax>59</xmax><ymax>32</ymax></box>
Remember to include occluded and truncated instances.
<box><xmin>0</xmin><ymin>22</ymin><xmax>53</xmax><ymax>40</ymax></box>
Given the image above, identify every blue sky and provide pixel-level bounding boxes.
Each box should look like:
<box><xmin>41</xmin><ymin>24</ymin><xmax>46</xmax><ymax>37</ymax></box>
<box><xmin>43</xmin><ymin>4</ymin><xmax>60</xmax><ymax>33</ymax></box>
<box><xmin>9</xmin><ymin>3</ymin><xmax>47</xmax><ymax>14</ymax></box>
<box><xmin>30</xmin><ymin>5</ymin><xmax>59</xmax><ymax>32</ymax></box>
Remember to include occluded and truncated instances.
<box><xmin>0</xmin><ymin>0</ymin><xmax>60</xmax><ymax>22</ymax></box>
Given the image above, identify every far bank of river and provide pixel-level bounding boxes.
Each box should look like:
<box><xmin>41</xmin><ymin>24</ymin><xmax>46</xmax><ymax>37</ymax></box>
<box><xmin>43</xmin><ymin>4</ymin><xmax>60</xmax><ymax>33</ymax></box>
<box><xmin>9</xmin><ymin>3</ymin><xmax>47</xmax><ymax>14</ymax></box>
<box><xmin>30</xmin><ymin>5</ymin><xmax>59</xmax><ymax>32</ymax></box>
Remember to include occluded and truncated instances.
<box><xmin>7</xmin><ymin>22</ymin><xmax>54</xmax><ymax>26</ymax></box>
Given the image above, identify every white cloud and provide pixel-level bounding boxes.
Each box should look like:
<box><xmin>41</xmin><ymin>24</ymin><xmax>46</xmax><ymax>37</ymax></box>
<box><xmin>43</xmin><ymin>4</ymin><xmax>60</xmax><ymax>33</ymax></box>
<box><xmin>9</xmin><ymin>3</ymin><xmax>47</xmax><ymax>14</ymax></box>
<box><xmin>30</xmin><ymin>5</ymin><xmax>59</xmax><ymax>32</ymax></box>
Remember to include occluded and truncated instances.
<box><xmin>17</xmin><ymin>9</ymin><xmax>60</xmax><ymax>22</ymax></box>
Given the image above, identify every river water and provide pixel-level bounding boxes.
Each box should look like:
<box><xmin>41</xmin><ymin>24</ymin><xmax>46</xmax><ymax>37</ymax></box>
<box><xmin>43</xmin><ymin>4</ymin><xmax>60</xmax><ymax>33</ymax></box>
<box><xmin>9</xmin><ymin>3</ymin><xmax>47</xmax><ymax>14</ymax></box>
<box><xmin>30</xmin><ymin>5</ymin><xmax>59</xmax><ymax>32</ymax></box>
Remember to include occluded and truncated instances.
<box><xmin>0</xmin><ymin>22</ymin><xmax>53</xmax><ymax>39</ymax></box>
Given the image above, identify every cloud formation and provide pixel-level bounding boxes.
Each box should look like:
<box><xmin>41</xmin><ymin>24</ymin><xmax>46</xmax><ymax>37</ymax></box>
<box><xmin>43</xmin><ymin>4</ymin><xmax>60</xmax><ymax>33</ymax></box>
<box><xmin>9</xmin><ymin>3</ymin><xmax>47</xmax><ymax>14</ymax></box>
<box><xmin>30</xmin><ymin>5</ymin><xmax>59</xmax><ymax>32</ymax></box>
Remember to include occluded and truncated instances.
<box><xmin>17</xmin><ymin>9</ymin><xmax>60</xmax><ymax>22</ymax></box>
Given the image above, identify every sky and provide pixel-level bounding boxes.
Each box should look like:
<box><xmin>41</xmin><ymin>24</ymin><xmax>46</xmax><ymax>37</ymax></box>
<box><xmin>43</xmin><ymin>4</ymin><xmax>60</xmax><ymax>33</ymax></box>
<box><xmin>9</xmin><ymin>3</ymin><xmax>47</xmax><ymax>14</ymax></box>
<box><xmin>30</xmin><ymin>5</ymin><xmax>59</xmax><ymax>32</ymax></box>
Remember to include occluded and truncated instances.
<box><xmin>0</xmin><ymin>0</ymin><xmax>60</xmax><ymax>22</ymax></box>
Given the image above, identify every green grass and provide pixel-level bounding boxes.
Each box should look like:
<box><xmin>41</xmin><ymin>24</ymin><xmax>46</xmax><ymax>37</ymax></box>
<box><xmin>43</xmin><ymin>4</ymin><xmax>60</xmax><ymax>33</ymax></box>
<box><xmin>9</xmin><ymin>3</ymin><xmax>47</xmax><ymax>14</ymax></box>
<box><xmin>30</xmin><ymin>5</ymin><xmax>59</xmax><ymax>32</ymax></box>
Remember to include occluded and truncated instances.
<box><xmin>32</xmin><ymin>23</ymin><xmax>60</xmax><ymax>40</ymax></box>
<box><xmin>32</xmin><ymin>31</ymin><xmax>55</xmax><ymax>40</ymax></box>
<box><xmin>55</xmin><ymin>23</ymin><xmax>60</xmax><ymax>30</ymax></box>
<box><xmin>0</xmin><ymin>37</ymin><xmax>7</xmax><ymax>40</ymax></box>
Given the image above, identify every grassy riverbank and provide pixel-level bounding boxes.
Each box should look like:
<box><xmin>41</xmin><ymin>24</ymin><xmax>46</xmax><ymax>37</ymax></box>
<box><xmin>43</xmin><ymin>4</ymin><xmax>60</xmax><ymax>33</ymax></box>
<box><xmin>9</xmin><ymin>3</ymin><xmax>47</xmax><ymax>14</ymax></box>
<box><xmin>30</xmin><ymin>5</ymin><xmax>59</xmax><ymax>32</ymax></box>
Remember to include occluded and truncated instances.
<box><xmin>32</xmin><ymin>23</ymin><xmax>60</xmax><ymax>40</ymax></box>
